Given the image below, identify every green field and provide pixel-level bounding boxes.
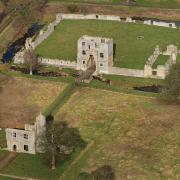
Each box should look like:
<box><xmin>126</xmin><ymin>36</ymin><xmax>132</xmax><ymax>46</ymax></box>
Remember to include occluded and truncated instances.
<box><xmin>35</xmin><ymin>20</ymin><xmax>180</xmax><ymax>69</ymax></box>
<box><xmin>49</xmin><ymin>0</ymin><xmax>180</xmax><ymax>9</ymax></box>
<box><xmin>53</xmin><ymin>88</ymin><xmax>180</xmax><ymax>179</ymax></box>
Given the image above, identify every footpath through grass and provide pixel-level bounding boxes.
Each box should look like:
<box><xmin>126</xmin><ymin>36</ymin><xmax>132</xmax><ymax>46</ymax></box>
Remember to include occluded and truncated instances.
<box><xmin>35</xmin><ymin>19</ymin><xmax>180</xmax><ymax>69</ymax></box>
<box><xmin>43</xmin><ymin>83</ymin><xmax>77</xmax><ymax>116</ymax></box>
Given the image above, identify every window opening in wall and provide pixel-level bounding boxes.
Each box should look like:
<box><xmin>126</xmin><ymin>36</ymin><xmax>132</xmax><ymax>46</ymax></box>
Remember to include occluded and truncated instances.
<box><xmin>95</xmin><ymin>43</ymin><xmax>97</xmax><ymax>48</ymax></box>
<box><xmin>100</xmin><ymin>63</ymin><xmax>103</xmax><ymax>67</ymax></box>
<box><xmin>96</xmin><ymin>15</ymin><xmax>99</xmax><ymax>19</ymax></box>
<box><xmin>13</xmin><ymin>133</ymin><xmax>16</xmax><ymax>137</ymax></box>
<box><xmin>100</xmin><ymin>53</ymin><xmax>104</xmax><ymax>58</ymax></box>
<box><xmin>83</xmin><ymin>61</ymin><xmax>85</xmax><ymax>64</ymax></box>
<box><xmin>89</xmin><ymin>45</ymin><xmax>90</xmax><ymax>49</ymax></box>
<box><xmin>82</xmin><ymin>50</ymin><xmax>86</xmax><ymax>55</ymax></box>
<box><xmin>24</xmin><ymin>145</ymin><xmax>29</xmax><ymax>151</ymax></box>
<box><xmin>101</xmin><ymin>39</ymin><xmax>105</xmax><ymax>43</ymax></box>
<box><xmin>24</xmin><ymin>134</ymin><xmax>28</xmax><ymax>139</ymax></box>
<box><xmin>152</xmin><ymin>71</ymin><xmax>157</xmax><ymax>76</ymax></box>
<box><xmin>82</xmin><ymin>42</ymin><xmax>85</xmax><ymax>46</ymax></box>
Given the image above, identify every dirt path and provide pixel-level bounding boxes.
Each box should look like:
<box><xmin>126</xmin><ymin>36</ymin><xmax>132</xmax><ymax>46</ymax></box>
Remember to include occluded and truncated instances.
<box><xmin>0</xmin><ymin>152</ymin><xmax>18</xmax><ymax>171</ymax></box>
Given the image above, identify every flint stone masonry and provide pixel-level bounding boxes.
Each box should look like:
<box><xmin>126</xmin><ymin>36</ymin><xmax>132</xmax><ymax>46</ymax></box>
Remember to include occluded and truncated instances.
<box><xmin>77</xmin><ymin>35</ymin><xmax>113</xmax><ymax>74</ymax></box>
<box><xmin>6</xmin><ymin>113</ymin><xmax>46</xmax><ymax>154</ymax></box>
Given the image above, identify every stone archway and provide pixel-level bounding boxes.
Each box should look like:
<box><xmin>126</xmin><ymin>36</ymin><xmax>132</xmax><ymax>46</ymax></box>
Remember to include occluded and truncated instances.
<box><xmin>13</xmin><ymin>145</ymin><xmax>17</xmax><ymax>151</ymax></box>
<box><xmin>87</xmin><ymin>55</ymin><xmax>96</xmax><ymax>70</ymax></box>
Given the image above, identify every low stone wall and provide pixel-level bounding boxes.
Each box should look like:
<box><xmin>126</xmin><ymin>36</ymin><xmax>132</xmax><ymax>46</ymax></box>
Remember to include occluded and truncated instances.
<box><xmin>57</xmin><ymin>13</ymin><xmax>121</xmax><ymax>21</ymax></box>
<box><xmin>144</xmin><ymin>20</ymin><xmax>176</xmax><ymax>28</ymax></box>
<box><xmin>107</xmin><ymin>67</ymin><xmax>144</xmax><ymax>78</ymax></box>
<box><xmin>38</xmin><ymin>58</ymin><xmax>77</xmax><ymax>68</ymax></box>
<box><xmin>14</xmin><ymin>53</ymin><xmax>77</xmax><ymax>69</ymax></box>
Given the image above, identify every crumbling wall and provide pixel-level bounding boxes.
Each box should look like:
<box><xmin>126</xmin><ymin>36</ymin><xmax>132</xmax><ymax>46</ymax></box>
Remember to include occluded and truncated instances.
<box><xmin>107</xmin><ymin>67</ymin><xmax>144</xmax><ymax>78</ymax></box>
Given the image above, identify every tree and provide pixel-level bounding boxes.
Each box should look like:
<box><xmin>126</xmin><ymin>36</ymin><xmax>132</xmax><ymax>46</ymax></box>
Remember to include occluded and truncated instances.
<box><xmin>161</xmin><ymin>61</ymin><xmax>180</xmax><ymax>103</ymax></box>
<box><xmin>39</xmin><ymin>117</ymin><xmax>86</xmax><ymax>170</ymax></box>
<box><xmin>24</xmin><ymin>50</ymin><xmax>39</xmax><ymax>75</ymax></box>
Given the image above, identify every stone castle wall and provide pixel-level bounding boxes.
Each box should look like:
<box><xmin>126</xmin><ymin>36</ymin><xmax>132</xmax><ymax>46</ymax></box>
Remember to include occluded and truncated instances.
<box><xmin>38</xmin><ymin>58</ymin><xmax>77</xmax><ymax>68</ymax></box>
<box><xmin>107</xmin><ymin>67</ymin><xmax>144</xmax><ymax>78</ymax></box>
<box><xmin>13</xmin><ymin>13</ymin><xmax>180</xmax><ymax>79</ymax></box>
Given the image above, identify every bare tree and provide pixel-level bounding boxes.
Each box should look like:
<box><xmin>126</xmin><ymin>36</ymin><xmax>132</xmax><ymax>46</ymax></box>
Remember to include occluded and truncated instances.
<box><xmin>24</xmin><ymin>49</ymin><xmax>39</xmax><ymax>75</ymax></box>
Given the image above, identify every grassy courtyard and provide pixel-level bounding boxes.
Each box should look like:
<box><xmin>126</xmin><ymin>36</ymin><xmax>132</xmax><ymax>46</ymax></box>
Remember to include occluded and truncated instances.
<box><xmin>53</xmin><ymin>88</ymin><xmax>180</xmax><ymax>179</ymax></box>
<box><xmin>35</xmin><ymin>20</ymin><xmax>180</xmax><ymax>69</ymax></box>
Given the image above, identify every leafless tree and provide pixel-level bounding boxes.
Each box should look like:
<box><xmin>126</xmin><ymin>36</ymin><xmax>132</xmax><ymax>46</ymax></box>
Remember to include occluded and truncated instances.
<box><xmin>24</xmin><ymin>49</ymin><xmax>39</xmax><ymax>75</ymax></box>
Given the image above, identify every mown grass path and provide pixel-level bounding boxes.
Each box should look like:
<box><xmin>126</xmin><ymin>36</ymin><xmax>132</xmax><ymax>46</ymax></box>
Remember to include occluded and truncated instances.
<box><xmin>0</xmin><ymin>152</ymin><xmax>18</xmax><ymax>171</ymax></box>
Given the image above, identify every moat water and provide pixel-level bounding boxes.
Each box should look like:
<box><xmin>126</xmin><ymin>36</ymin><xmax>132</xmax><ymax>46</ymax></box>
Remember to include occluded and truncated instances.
<box><xmin>2</xmin><ymin>23</ymin><xmax>43</xmax><ymax>63</ymax></box>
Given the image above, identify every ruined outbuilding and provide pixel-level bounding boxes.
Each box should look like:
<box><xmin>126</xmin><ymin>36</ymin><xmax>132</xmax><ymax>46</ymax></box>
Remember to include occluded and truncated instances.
<box><xmin>5</xmin><ymin>113</ymin><xmax>46</xmax><ymax>154</ymax></box>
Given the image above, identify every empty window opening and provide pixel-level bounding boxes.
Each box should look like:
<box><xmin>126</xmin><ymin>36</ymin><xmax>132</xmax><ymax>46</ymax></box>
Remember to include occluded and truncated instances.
<box><xmin>13</xmin><ymin>133</ymin><xmax>16</xmax><ymax>137</ymax></box>
<box><xmin>24</xmin><ymin>145</ymin><xmax>29</xmax><ymax>151</ymax></box>
<box><xmin>83</xmin><ymin>61</ymin><xmax>86</xmax><ymax>64</ymax></box>
<box><xmin>24</xmin><ymin>134</ymin><xmax>28</xmax><ymax>139</ymax></box>
<box><xmin>100</xmin><ymin>63</ymin><xmax>103</xmax><ymax>67</ymax></box>
<box><xmin>89</xmin><ymin>45</ymin><xmax>90</xmax><ymax>49</ymax></box>
<box><xmin>101</xmin><ymin>39</ymin><xmax>105</xmax><ymax>43</ymax></box>
<box><xmin>13</xmin><ymin>145</ymin><xmax>17</xmax><ymax>151</ymax></box>
<box><xmin>100</xmin><ymin>53</ymin><xmax>104</xmax><ymax>58</ymax></box>
<box><xmin>152</xmin><ymin>71</ymin><xmax>157</xmax><ymax>75</ymax></box>
<box><xmin>82</xmin><ymin>50</ymin><xmax>86</xmax><ymax>55</ymax></box>
<box><xmin>82</xmin><ymin>42</ymin><xmax>85</xmax><ymax>46</ymax></box>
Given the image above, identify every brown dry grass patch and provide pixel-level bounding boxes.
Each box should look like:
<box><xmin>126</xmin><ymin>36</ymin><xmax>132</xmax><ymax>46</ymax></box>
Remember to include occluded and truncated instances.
<box><xmin>0</xmin><ymin>75</ymin><xmax>65</xmax><ymax>128</ymax></box>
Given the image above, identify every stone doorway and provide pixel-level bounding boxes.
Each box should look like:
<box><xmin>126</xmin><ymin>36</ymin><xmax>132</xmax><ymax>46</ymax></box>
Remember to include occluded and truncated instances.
<box><xmin>13</xmin><ymin>145</ymin><xmax>17</xmax><ymax>151</ymax></box>
<box><xmin>87</xmin><ymin>55</ymin><xmax>96</xmax><ymax>70</ymax></box>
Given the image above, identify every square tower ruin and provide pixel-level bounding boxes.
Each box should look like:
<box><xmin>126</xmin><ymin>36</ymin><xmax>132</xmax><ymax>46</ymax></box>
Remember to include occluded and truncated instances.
<box><xmin>77</xmin><ymin>36</ymin><xmax>114</xmax><ymax>74</ymax></box>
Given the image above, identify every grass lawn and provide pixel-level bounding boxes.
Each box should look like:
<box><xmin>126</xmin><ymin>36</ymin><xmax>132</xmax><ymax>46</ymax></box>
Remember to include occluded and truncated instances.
<box><xmin>0</xmin><ymin>129</ymin><xmax>6</xmax><ymax>148</ymax></box>
<box><xmin>35</xmin><ymin>20</ymin><xmax>180</xmax><ymax>69</ymax></box>
<box><xmin>152</xmin><ymin>55</ymin><xmax>169</xmax><ymax>68</ymax></box>
<box><xmin>3</xmin><ymin>148</ymin><xmax>82</xmax><ymax>180</ymax></box>
<box><xmin>49</xmin><ymin>0</ymin><xmax>180</xmax><ymax>9</ymax></box>
<box><xmin>54</xmin><ymin>88</ymin><xmax>180</xmax><ymax>179</ymax></box>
